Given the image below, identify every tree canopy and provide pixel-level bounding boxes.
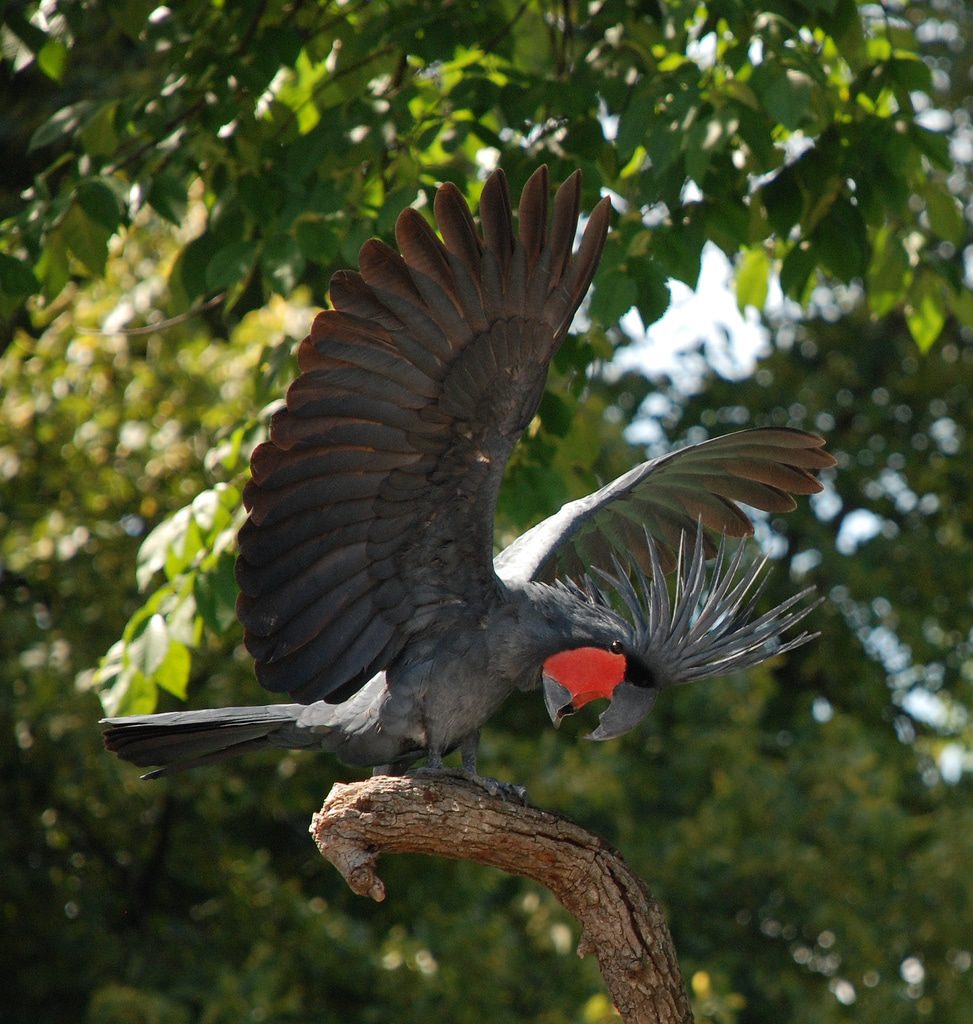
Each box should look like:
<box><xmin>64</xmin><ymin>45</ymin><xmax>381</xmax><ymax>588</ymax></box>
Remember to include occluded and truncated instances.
<box><xmin>2</xmin><ymin>2</ymin><xmax>971</xmax><ymax>1022</ymax></box>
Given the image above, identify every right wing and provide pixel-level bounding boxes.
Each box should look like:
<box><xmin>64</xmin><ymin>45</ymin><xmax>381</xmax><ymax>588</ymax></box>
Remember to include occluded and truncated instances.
<box><xmin>493</xmin><ymin>427</ymin><xmax>835</xmax><ymax>583</ymax></box>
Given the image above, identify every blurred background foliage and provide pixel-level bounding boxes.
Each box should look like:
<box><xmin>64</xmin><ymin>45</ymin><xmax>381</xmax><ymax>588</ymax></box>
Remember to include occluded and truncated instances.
<box><xmin>2</xmin><ymin>0</ymin><xmax>972</xmax><ymax>1021</ymax></box>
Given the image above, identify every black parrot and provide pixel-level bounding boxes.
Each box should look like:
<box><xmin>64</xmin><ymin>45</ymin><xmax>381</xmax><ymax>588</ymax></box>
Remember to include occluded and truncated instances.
<box><xmin>102</xmin><ymin>167</ymin><xmax>834</xmax><ymax>781</ymax></box>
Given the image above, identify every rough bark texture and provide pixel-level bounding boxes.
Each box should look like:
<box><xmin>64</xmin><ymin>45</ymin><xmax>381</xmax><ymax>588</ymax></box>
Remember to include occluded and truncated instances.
<box><xmin>310</xmin><ymin>774</ymin><xmax>693</xmax><ymax>1024</ymax></box>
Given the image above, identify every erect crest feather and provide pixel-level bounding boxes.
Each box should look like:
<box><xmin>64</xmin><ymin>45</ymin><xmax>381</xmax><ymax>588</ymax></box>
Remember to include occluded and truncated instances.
<box><xmin>588</xmin><ymin>523</ymin><xmax>821</xmax><ymax>687</ymax></box>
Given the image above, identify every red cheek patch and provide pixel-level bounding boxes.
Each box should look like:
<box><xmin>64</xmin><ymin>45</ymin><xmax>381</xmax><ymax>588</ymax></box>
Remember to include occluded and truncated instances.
<box><xmin>543</xmin><ymin>647</ymin><xmax>626</xmax><ymax>709</ymax></box>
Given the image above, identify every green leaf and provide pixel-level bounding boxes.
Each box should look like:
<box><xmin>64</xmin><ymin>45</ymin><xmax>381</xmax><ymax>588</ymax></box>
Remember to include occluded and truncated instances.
<box><xmin>735</xmin><ymin>247</ymin><xmax>770</xmax><ymax>312</ymax></box>
<box><xmin>37</xmin><ymin>39</ymin><xmax>69</xmax><ymax>82</ymax></box>
<box><xmin>191</xmin><ymin>484</ymin><xmax>238</xmax><ymax>536</ymax></box>
<box><xmin>77</xmin><ymin>180</ymin><xmax>122</xmax><ymax>231</ymax></box>
<box><xmin>538</xmin><ymin>391</ymin><xmax>574</xmax><ymax>438</ymax></box>
<box><xmin>616</xmin><ymin>81</ymin><xmax>654</xmax><ymax>161</ymax></box>
<box><xmin>128</xmin><ymin>613</ymin><xmax>170</xmax><ymax>676</ymax></box>
<box><xmin>295</xmin><ymin>216</ymin><xmax>340</xmax><ymax>263</ymax></box>
<box><xmin>780</xmin><ymin>244</ymin><xmax>816</xmax><ymax>301</ymax></box>
<box><xmin>206</xmin><ymin>240</ymin><xmax>258</xmax><ymax>291</ymax></box>
<box><xmin>165</xmin><ymin>516</ymin><xmax>203</xmax><ymax>581</ymax></box>
<box><xmin>155</xmin><ymin>640</ymin><xmax>191</xmax><ymax>699</ymax></box>
<box><xmin>761</xmin><ymin>167</ymin><xmax>802</xmax><ymax>237</ymax></box>
<box><xmin>589</xmin><ymin>273</ymin><xmax>637</xmax><ymax>326</ymax></box>
<box><xmin>910</xmin><ymin>124</ymin><xmax>951</xmax><ymax>170</ymax></box>
<box><xmin>171</xmin><ymin>233</ymin><xmax>220</xmax><ymax>305</ymax></box>
<box><xmin>36</xmin><ymin>225</ymin><xmax>70</xmax><ymax>299</ymax></box>
<box><xmin>261</xmin><ymin>234</ymin><xmax>306</xmax><ymax>294</ymax></box>
<box><xmin>922</xmin><ymin>182</ymin><xmax>966</xmax><ymax>246</ymax></box>
<box><xmin>238</xmin><ymin>174</ymin><xmax>284</xmax><ymax>220</ymax></box>
<box><xmin>147</xmin><ymin>173</ymin><xmax>187</xmax><ymax>224</ymax></box>
<box><xmin>101</xmin><ymin>664</ymin><xmax>157</xmax><ymax>717</ymax></box>
<box><xmin>904</xmin><ymin>271</ymin><xmax>947</xmax><ymax>351</ymax></box>
<box><xmin>137</xmin><ymin>507</ymin><xmax>193</xmax><ymax>590</ymax></box>
<box><xmin>684</xmin><ymin>117</ymin><xmax>718</xmax><ymax>185</ymax></box>
<box><xmin>0</xmin><ymin>253</ymin><xmax>39</xmax><ymax>298</ymax></box>
<box><xmin>79</xmin><ymin>101</ymin><xmax>119</xmax><ymax>157</ymax></box>
<box><xmin>61</xmin><ymin>203</ymin><xmax>111</xmax><ymax>276</ymax></box>
<box><xmin>752</xmin><ymin>64</ymin><xmax>813</xmax><ymax>131</ymax></box>
<box><xmin>29</xmin><ymin>100</ymin><xmax>95</xmax><ymax>151</ymax></box>
<box><xmin>889</xmin><ymin>54</ymin><xmax>932</xmax><ymax>94</ymax></box>
<box><xmin>107</xmin><ymin>0</ymin><xmax>157</xmax><ymax>39</ymax></box>
<box><xmin>193</xmin><ymin>552</ymin><xmax>239</xmax><ymax>633</ymax></box>
<box><xmin>867</xmin><ymin>226</ymin><xmax>911</xmax><ymax>316</ymax></box>
<box><xmin>811</xmin><ymin>197</ymin><xmax>866</xmax><ymax>281</ymax></box>
<box><xmin>653</xmin><ymin>215</ymin><xmax>705</xmax><ymax>287</ymax></box>
<box><xmin>950</xmin><ymin>285</ymin><xmax>973</xmax><ymax>329</ymax></box>
<box><xmin>630</xmin><ymin>258</ymin><xmax>671</xmax><ymax>328</ymax></box>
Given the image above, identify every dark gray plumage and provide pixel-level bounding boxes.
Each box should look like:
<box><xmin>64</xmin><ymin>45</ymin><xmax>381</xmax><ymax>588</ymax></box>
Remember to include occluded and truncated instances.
<box><xmin>102</xmin><ymin>167</ymin><xmax>834</xmax><ymax>780</ymax></box>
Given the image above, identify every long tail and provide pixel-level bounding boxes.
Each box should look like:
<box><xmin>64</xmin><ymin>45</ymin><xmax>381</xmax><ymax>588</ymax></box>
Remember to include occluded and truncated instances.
<box><xmin>101</xmin><ymin>704</ymin><xmax>306</xmax><ymax>778</ymax></box>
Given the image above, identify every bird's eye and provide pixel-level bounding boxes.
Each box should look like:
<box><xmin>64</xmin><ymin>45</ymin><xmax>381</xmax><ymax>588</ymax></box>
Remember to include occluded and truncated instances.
<box><xmin>610</xmin><ymin>639</ymin><xmax>624</xmax><ymax>655</ymax></box>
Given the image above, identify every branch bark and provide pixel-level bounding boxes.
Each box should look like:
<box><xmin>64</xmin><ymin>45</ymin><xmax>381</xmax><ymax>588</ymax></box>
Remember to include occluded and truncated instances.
<box><xmin>309</xmin><ymin>774</ymin><xmax>693</xmax><ymax>1024</ymax></box>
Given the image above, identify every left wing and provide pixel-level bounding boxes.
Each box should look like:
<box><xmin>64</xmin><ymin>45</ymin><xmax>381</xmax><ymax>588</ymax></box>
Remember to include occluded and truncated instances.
<box><xmin>235</xmin><ymin>168</ymin><xmax>611</xmax><ymax>704</ymax></box>
<box><xmin>494</xmin><ymin>427</ymin><xmax>835</xmax><ymax>583</ymax></box>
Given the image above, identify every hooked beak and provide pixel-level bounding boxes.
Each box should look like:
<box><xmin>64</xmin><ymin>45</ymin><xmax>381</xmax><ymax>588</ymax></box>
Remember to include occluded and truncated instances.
<box><xmin>584</xmin><ymin>683</ymin><xmax>659</xmax><ymax>741</ymax></box>
<box><xmin>542</xmin><ymin>674</ymin><xmax>575</xmax><ymax>728</ymax></box>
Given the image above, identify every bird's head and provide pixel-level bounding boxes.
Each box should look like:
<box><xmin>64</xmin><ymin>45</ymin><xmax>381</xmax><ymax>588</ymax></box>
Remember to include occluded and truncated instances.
<box><xmin>541</xmin><ymin>525</ymin><xmax>821</xmax><ymax>741</ymax></box>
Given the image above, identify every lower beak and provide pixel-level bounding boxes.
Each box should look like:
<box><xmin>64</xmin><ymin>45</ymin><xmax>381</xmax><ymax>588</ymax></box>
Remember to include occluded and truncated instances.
<box><xmin>585</xmin><ymin>683</ymin><xmax>659</xmax><ymax>741</ymax></box>
<box><xmin>542</xmin><ymin>674</ymin><xmax>574</xmax><ymax>728</ymax></box>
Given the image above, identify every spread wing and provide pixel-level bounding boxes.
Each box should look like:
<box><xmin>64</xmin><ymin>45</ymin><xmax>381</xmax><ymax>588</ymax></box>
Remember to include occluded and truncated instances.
<box><xmin>235</xmin><ymin>167</ymin><xmax>611</xmax><ymax>703</ymax></box>
<box><xmin>493</xmin><ymin>427</ymin><xmax>835</xmax><ymax>584</ymax></box>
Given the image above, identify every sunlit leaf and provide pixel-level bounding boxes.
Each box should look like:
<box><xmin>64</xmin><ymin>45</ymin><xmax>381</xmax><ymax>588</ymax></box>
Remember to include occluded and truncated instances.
<box><xmin>137</xmin><ymin>507</ymin><xmax>193</xmax><ymax>591</ymax></box>
<box><xmin>155</xmin><ymin>639</ymin><xmax>191</xmax><ymax>699</ymax></box>
<box><xmin>128</xmin><ymin>613</ymin><xmax>169</xmax><ymax>676</ymax></box>
<box><xmin>904</xmin><ymin>270</ymin><xmax>947</xmax><ymax>351</ymax></box>
<box><xmin>37</xmin><ymin>39</ymin><xmax>69</xmax><ymax>82</ymax></box>
<box><xmin>735</xmin><ymin>246</ymin><xmax>771</xmax><ymax>311</ymax></box>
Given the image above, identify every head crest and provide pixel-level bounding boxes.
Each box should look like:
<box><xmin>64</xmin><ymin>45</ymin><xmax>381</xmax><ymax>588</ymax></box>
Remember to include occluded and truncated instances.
<box><xmin>596</xmin><ymin>522</ymin><xmax>821</xmax><ymax>688</ymax></box>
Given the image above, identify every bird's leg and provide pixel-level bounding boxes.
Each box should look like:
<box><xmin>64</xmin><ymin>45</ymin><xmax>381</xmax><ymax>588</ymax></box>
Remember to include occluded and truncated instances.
<box><xmin>458</xmin><ymin>731</ymin><xmax>528</xmax><ymax>804</ymax></box>
<box><xmin>459</xmin><ymin>731</ymin><xmax>480</xmax><ymax>774</ymax></box>
<box><xmin>408</xmin><ymin>737</ymin><xmax>526</xmax><ymax>803</ymax></box>
<box><xmin>425</xmin><ymin>748</ymin><xmax>444</xmax><ymax>771</ymax></box>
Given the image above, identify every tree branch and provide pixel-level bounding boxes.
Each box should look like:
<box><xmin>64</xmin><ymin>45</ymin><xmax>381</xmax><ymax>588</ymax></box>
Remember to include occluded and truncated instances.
<box><xmin>310</xmin><ymin>774</ymin><xmax>693</xmax><ymax>1024</ymax></box>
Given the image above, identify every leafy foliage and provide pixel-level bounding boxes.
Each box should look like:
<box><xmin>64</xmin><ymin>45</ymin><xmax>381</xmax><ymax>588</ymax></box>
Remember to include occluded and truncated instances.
<box><xmin>2</xmin><ymin>0</ymin><xmax>970</xmax><ymax>351</ymax></box>
<box><xmin>2</xmin><ymin>1</ymin><xmax>972</xmax><ymax>1023</ymax></box>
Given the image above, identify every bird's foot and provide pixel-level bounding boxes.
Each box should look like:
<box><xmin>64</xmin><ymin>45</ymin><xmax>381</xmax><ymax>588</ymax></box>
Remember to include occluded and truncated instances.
<box><xmin>409</xmin><ymin>766</ymin><xmax>528</xmax><ymax>805</ymax></box>
<box><xmin>467</xmin><ymin>772</ymin><xmax>529</xmax><ymax>805</ymax></box>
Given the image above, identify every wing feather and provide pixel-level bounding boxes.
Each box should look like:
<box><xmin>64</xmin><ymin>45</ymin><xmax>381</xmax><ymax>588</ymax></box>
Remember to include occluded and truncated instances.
<box><xmin>494</xmin><ymin>427</ymin><xmax>836</xmax><ymax>585</ymax></box>
<box><xmin>237</xmin><ymin>168</ymin><xmax>612</xmax><ymax>702</ymax></box>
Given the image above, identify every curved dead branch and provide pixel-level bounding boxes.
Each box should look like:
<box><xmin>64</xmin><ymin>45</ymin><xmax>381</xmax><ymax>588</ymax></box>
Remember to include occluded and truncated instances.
<box><xmin>310</xmin><ymin>774</ymin><xmax>693</xmax><ymax>1024</ymax></box>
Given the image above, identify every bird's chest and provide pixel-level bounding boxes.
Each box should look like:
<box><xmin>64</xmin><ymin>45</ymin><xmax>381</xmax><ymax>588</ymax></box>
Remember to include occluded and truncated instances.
<box><xmin>381</xmin><ymin>610</ymin><xmax>533</xmax><ymax>751</ymax></box>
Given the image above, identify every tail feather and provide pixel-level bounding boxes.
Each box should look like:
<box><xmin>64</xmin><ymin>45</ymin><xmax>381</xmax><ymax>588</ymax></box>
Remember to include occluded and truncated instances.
<box><xmin>101</xmin><ymin>705</ymin><xmax>304</xmax><ymax>778</ymax></box>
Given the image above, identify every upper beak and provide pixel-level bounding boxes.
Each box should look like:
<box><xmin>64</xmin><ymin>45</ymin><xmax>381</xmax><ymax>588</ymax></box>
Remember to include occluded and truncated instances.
<box><xmin>542</xmin><ymin>674</ymin><xmax>575</xmax><ymax>728</ymax></box>
<box><xmin>585</xmin><ymin>683</ymin><xmax>659</xmax><ymax>741</ymax></box>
